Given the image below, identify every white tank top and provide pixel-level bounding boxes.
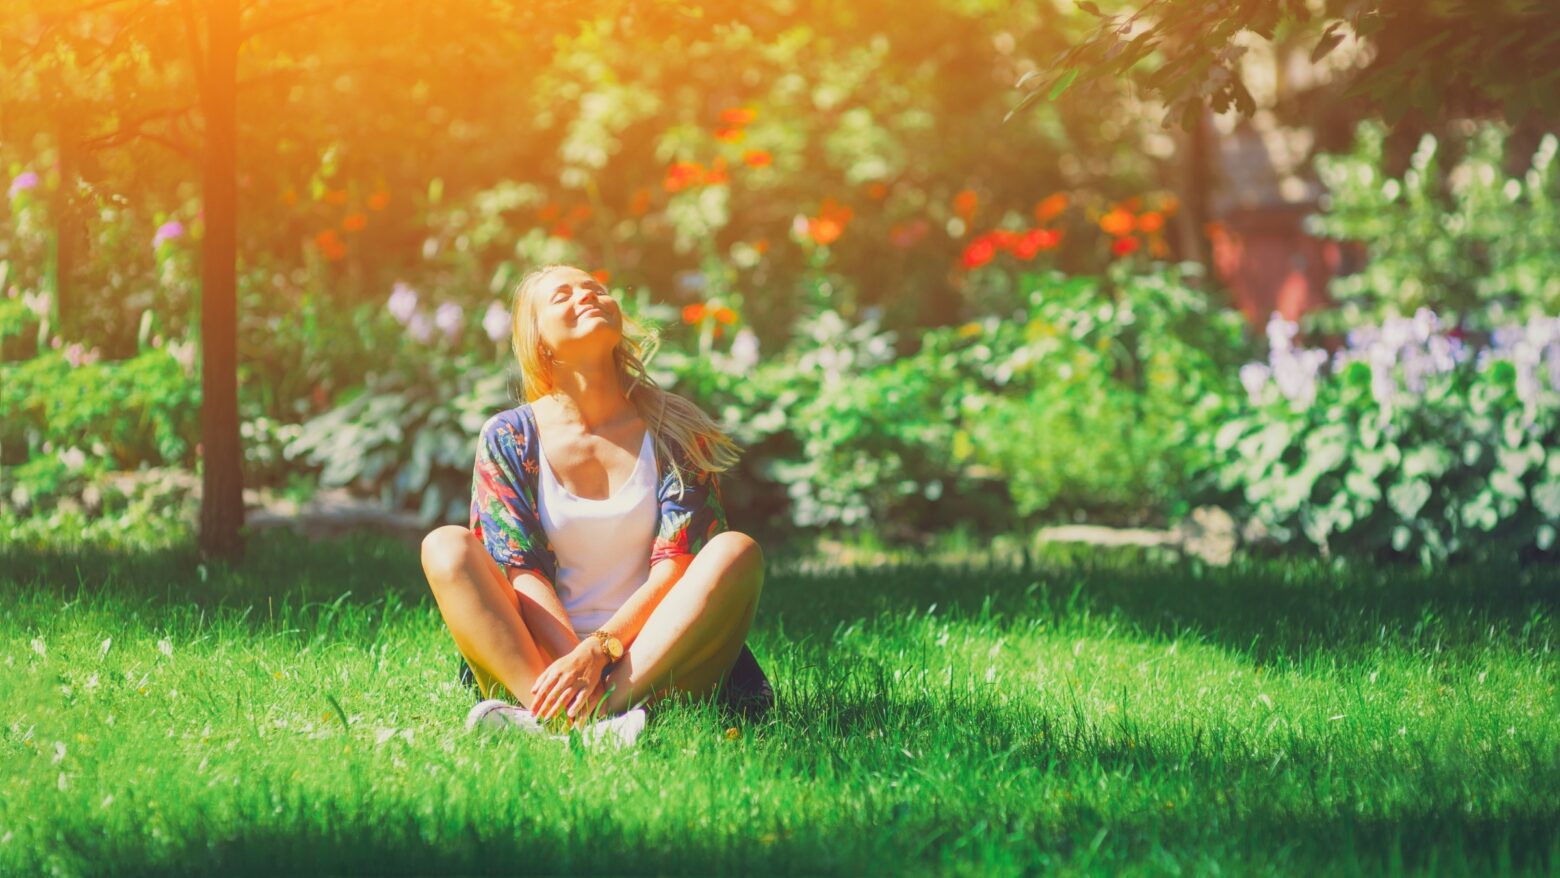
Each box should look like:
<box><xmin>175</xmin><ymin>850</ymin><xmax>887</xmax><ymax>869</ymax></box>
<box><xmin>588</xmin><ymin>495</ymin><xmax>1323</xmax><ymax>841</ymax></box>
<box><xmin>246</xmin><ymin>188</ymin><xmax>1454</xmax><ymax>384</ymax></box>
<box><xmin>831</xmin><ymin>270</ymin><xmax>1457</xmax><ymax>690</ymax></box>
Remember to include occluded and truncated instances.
<box><xmin>536</xmin><ymin>425</ymin><xmax>658</xmax><ymax>636</ymax></box>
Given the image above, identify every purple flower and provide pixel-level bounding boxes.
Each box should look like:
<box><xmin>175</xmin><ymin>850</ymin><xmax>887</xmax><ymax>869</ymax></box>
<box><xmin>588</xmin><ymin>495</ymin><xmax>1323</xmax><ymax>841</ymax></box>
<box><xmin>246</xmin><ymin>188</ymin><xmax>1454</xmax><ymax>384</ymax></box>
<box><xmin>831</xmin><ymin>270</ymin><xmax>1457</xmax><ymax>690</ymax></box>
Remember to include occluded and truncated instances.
<box><xmin>482</xmin><ymin>301</ymin><xmax>510</xmax><ymax>343</ymax></box>
<box><xmin>434</xmin><ymin>302</ymin><xmax>464</xmax><ymax>340</ymax></box>
<box><xmin>8</xmin><ymin>171</ymin><xmax>39</xmax><ymax>198</ymax></box>
<box><xmin>152</xmin><ymin>220</ymin><xmax>185</xmax><ymax>249</ymax></box>
<box><xmin>407</xmin><ymin>312</ymin><xmax>434</xmax><ymax>343</ymax></box>
<box><xmin>388</xmin><ymin>282</ymin><xmax>419</xmax><ymax>325</ymax></box>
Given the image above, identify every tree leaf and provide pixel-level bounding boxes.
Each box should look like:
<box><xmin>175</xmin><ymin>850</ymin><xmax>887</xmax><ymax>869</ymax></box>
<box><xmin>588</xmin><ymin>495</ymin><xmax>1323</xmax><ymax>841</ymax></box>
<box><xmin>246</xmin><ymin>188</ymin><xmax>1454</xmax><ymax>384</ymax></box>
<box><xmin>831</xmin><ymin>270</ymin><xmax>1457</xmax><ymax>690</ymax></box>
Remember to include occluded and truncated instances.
<box><xmin>1048</xmin><ymin>68</ymin><xmax>1080</xmax><ymax>101</ymax></box>
<box><xmin>1310</xmin><ymin>22</ymin><xmax>1344</xmax><ymax>63</ymax></box>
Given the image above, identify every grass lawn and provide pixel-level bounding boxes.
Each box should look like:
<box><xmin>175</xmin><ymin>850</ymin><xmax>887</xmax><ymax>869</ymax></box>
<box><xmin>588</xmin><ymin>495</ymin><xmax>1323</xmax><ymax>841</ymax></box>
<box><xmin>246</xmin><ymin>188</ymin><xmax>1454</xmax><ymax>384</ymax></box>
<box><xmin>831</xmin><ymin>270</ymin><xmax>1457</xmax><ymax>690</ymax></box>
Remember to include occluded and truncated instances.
<box><xmin>3</xmin><ymin>524</ymin><xmax>1558</xmax><ymax>877</ymax></box>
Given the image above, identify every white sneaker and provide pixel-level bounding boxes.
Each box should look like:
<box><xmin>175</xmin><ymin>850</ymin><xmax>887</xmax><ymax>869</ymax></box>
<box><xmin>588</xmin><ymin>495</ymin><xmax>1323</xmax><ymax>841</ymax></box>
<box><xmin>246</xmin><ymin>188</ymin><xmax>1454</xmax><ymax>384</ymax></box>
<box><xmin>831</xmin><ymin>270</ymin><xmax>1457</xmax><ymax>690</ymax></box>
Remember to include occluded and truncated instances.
<box><xmin>574</xmin><ymin>707</ymin><xmax>648</xmax><ymax>750</ymax></box>
<box><xmin>465</xmin><ymin>698</ymin><xmax>546</xmax><ymax>734</ymax></box>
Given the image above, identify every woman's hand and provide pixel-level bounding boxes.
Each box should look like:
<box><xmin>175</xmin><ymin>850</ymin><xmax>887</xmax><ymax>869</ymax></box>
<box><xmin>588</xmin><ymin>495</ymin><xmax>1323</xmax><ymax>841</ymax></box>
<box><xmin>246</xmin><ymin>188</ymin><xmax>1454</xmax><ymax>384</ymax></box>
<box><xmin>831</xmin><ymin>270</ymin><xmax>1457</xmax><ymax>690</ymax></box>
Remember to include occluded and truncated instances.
<box><xmin>530</xmin><ymin>639</ymin><xmax>608</xmax><ymax>726</ymax></box>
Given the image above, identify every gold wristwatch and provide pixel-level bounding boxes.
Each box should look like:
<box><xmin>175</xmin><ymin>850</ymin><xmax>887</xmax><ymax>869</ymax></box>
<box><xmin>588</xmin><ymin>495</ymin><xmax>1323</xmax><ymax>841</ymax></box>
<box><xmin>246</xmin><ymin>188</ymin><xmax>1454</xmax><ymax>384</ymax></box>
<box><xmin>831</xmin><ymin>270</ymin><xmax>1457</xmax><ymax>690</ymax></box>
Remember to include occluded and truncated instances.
<box><xmin>590</xmin><ymin>629</ymin><xmax>623</xmax><ymax>663</ymax></box>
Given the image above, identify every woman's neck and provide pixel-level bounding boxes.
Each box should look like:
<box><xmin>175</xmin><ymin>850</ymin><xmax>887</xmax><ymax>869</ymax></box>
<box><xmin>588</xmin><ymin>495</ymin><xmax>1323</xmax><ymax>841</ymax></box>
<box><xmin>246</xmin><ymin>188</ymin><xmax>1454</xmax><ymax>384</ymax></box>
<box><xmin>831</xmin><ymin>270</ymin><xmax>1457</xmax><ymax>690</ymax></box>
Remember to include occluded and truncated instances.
<box><xmin>541</xmin><ymin>364</ymin><xmax>635</xmax><ymax>432</ymax></box>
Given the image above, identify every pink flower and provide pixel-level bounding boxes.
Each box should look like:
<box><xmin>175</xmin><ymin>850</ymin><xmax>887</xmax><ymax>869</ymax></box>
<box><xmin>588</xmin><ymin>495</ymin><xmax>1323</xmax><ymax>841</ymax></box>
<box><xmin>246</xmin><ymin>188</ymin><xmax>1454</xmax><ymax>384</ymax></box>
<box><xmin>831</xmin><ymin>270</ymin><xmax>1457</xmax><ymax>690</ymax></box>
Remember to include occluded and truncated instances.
<box><xmin>153</xmin><ymin>220</ymin><xmax>185</xmax><ymax>248</ymax></box>
<box><xmin>407</xmin><ymin>312</ymin><xmax>434</xmax><ymax>343</ymax></box>
<box><xmin>434</xmin><ymin>302</ymin><xmax>464</xmax><ymax>340</ymax></box>
<box><xmin>8</xmin><ymin>171</ymin><xmax>39</xmax><ymax>198</ymax></box>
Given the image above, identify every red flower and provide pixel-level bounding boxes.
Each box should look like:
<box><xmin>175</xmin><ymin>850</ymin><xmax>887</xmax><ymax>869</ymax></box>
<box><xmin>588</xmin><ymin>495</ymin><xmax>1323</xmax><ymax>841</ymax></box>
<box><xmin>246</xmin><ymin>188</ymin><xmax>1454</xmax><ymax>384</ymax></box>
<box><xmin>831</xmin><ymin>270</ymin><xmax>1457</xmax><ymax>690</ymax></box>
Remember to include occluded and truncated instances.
<box><xmin>341</xmin><ymin>212</ymin><xmax>367</xmax><ymax>232</ymax></box>
<box><xmin>961</xmin><ymin>238</ymin><xmax>997</xmax><ymax>269</ymax></box>
<box><xmin>1111</xmin><ymin>235</ymin><xmax>1141</xmax><ymax>257</ymax></box>
<box><xmin>682</xmin><ymin>303</ymin><xmax>707</xmax><ymax>324</ymax></box>
<box><xmin>664</xmin><ymin>161</ymin><xmax>705</xmax><ymax>193</ymax></box>
<box><xmin>367</xmin><ymin>191</ymin><xmax>390</xmax><ymax>211</ymax></box>
<box><xmin>1012</xmin><ymin>227</ymin><xmax>1062</xmax><ymax>260</ymax></box>
<box><xmin>742</xmin><ymin>149</ymin><xmax>772</xmax><ymax>168</ymax></box>
<box><xmin>715</xmin><ymin>127</ymin><xmax>745</xmax><ymax>143</ymax></box>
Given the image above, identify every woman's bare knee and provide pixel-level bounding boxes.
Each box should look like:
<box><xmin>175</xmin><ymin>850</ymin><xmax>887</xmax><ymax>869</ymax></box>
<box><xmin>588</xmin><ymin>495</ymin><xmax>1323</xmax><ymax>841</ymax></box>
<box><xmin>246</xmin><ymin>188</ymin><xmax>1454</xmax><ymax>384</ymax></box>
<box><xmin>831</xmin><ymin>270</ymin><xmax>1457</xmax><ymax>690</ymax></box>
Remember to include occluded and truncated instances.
<box><xmin>703</xmin><ymin>531</ymin><xmax>765</xmax><ymax>587</ymax></box>
<box><xmin>421</xmin><ymin>525</ymin><xmax>476</xmax><ymax>585</ymax></box>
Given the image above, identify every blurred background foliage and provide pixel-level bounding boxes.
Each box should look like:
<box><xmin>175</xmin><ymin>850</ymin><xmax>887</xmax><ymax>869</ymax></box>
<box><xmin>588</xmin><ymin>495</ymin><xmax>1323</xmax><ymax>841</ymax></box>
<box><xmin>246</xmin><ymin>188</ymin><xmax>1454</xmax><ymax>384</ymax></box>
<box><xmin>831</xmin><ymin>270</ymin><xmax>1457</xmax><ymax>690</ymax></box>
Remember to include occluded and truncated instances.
<box><xmin>4</xmin><ymin>0</ymin><xmax>1560</xmax><ymax>567</ymax></box>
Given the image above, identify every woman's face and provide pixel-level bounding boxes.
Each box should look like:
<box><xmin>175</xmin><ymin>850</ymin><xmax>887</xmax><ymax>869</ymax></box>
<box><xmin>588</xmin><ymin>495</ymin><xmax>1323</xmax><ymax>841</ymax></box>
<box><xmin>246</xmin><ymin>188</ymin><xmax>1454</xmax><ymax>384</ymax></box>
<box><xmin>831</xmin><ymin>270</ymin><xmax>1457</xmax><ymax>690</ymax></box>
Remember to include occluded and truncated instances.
<box><xmin>533</xmin><ymin>266</ymin><xmax>622</xmax><ymax>363</ymax></box>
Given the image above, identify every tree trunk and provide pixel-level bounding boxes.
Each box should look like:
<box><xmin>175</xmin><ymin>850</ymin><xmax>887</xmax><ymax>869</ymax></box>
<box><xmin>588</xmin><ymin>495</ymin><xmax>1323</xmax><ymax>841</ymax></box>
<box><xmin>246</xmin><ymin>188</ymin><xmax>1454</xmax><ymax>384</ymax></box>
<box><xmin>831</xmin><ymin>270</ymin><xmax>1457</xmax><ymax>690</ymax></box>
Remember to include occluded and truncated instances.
<box><xmin>198</xmin><ymin>0</ymin><xmax>243</xmax><ymax>562</ymax></box>
<box><xmin>53</xmin><ymin>115</ymin><xmax>78</xmax><ymax>337</ymax></box>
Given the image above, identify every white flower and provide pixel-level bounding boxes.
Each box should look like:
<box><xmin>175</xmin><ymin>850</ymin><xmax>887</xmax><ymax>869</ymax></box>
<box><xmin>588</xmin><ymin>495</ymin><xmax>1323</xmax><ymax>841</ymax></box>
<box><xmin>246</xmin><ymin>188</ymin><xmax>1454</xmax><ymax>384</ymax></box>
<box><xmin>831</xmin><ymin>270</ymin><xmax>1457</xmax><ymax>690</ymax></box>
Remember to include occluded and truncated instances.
<box><xmin>730</xmin><ymin>328</ymin><xmax>760</xmax><ymax>370</ymax></box>
<box><xmin>407</xmin><ymin>312</ymin><xmax>434</xmax><ymax>343</ymax></box>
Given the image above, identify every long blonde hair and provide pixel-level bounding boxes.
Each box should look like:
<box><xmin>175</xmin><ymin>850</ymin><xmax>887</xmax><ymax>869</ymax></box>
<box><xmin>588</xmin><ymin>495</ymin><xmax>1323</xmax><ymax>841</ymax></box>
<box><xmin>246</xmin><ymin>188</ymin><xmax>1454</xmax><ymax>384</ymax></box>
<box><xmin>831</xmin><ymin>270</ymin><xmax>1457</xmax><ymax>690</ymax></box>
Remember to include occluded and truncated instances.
<box><xmin>509</xmin><ymin>264</ymin><xmax>742</xmax><ymax>498</ymax></box>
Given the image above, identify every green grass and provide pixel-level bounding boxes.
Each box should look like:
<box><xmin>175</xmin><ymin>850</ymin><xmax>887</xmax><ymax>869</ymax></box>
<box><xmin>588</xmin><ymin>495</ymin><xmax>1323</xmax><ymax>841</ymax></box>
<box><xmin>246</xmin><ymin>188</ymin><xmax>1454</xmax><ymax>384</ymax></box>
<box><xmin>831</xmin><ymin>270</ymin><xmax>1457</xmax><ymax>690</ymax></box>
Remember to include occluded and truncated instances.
<box><xmin>2</xmin><ymin>524</ymin><xmax>1558</xmax><ymax>877</ymax></box>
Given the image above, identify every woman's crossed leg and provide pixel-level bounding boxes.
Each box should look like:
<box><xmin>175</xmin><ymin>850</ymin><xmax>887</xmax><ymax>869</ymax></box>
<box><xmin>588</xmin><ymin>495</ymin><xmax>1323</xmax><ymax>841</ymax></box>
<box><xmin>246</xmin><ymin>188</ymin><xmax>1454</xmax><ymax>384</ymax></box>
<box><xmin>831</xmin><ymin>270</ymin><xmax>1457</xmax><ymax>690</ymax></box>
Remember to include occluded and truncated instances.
<box><xmin>420</xmin><ymin>527</ymin><xmax>764</xmax><ymax>719</ymax></box>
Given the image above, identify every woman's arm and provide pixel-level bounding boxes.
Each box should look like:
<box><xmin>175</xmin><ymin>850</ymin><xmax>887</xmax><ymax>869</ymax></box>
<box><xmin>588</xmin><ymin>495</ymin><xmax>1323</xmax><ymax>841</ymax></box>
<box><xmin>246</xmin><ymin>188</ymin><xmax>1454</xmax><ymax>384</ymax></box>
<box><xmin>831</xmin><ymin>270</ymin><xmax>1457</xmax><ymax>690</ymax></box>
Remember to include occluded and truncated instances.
<box><xmin>508</xmin><ymin>568</ymin><xmax>581</xmax><ymax>663</ymax></box>
<box><xmin>591</xmin><ymin>554</ymin><xmax>695</xmax><ymax>652</ymax></box>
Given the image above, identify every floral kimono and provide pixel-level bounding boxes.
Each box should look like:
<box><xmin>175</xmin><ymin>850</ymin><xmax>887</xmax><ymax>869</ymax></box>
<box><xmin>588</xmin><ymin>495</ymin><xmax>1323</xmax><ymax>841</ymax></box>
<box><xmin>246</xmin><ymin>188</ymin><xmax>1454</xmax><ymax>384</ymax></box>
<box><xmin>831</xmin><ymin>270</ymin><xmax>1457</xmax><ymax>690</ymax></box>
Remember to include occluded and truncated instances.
<box><xmin>468</xmin><ymin>402</ymin><xmax>728</xmax><ymax>585</ymax></box>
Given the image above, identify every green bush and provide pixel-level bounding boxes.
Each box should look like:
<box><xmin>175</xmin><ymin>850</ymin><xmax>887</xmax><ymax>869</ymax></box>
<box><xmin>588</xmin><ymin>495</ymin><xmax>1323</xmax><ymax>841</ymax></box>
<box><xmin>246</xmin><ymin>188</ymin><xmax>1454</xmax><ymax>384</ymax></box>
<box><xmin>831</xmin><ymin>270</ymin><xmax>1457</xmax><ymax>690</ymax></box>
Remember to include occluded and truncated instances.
<box><xmin>1308</xmin><ymin>121</ymin><xmax>1560</xmax><ymax>334</ymax></box>
<box><xmin>1210</xmin><ymin>310</ymin><xmax>1560</xmax><ymax>566</ymax></box>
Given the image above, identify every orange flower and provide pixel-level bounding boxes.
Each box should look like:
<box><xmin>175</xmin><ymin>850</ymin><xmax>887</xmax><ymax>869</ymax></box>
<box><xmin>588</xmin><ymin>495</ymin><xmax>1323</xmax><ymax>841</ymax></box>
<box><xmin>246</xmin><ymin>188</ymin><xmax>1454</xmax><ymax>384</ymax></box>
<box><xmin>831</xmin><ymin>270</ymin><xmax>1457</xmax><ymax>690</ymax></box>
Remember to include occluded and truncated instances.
<box><xmin>1111</xmin><ymin>235</ymin><xmax>1141</xmax><ymax>256</ymax></box>
<box><xmin>629</xmin><ymin>188</ymin><xmax>653</xmax><ymax>216</ymax></box>
<box><xmin>752</xmin><ymin>238</ymin><xmax>770</xmax><ymax>255</ymax></box>
<box><xmin>806</xmin><ymin>197</ymin><xmax>854</xmax><ymax>246</ymax></box>
<box><xmin>281</xmin><ymin>188</ymin><xmax>298</xmax><ymax>206</ymax></box>
<box><xmin>808</xmin><ymin>217</ymin><xmax>845</xmax><ymax>246</ymax></box>
<box><xmin>954</xmin><ymin>188</ymin><xmax>979</xmax><ymax>221</ymax></box>
<box><xmin>539</xmin><ymin>202</ymin><xmax>562</xmax><ymax>222</ymax></box>
<box><xmin>323</xmin><ymin>188</ymin><xmax>348</xmax><ymax>206</ymax></box>
<box><xmin>715</xmin><ymin>127</ymin><xmax>745</xmax><ymax>143</ymax></box>
<box><xmin>713</xmin><ymin>306</ymin><xmax>737</xmax><ymax>325</ymax></box>
<box><xmin>568</xmin><ymin>204</ymin><xmax>593</xmax><ymax>223</ymax></box>
<box><xmin>591</xmin><ymin>269</ymin><xmax>611</xmax><ymax>285</ymax></box>
<box><xmin>720</xmin><ymin>106</ymin><xmax>757</xmax><ymax>126</ymax></box>
<box><xmin>961</xmin><ymin>237</ymin><xmax>997</xmax><ymax>270</ymax></box>
<box><xmin>367</xmin><ymin>190</ymin><xmax>390</xmax><ymax>211</ymax></box>
<box><xmin>705</xmin><ymin>156</ymin><xmax>729</xmax><ymax>185</ymax></box>
<box><xmin>1099</xmin><ymin>208</ymin><xmax>1135</xmax><ymax>237</ymax></box>
<box><xmin>664</xmin><ymin>161</ymin><xmax>705</xmax><ymax>193</ymax></box>
<box><xmin>1033</xmin><ymin>192</ymin><xmax>1069</xmax><ymax>223</ymax></box>
<box><xmin>865</xmin><ymin>182</ymin><xmax>889</xmax><ymax>200</ymax></box>
<box><xmin>742</xmin><ymin>149</ymin><xmax>773</xmax><ymax>168</ymax></box>
<box><xmin>549</xmin><ymin>223</ymin><xmax>573</xmax><ymax>240</ymax></box>
<box><xmin>341</xmin><ymin>212</ymin><xmax>367</xmax><ymax>232</ymax></box>
<box><xmin>314</xmin><ymin>229</ymin><xmax>341</xmax><ymax>249</ymax></box>
<box><xmin>1135</xmin><ymin>211</ymin><xmax>1164</xmax><ymax>234</ymax></box>
<box><xmin>682</xmin><ymin>303</ymin><xmax>707</xmax><ymax>324</ymax></box>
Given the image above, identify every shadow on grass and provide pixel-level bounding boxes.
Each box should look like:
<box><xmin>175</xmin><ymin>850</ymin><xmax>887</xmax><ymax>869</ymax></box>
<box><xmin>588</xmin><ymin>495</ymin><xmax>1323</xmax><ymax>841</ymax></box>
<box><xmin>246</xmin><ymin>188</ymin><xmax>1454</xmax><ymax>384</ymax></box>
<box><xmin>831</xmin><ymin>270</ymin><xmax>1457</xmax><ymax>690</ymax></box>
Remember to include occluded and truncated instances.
<box><xmin>5</xmin><ymin>528</ymin><xmax>1559</xmax><ymax>663</ymax></box>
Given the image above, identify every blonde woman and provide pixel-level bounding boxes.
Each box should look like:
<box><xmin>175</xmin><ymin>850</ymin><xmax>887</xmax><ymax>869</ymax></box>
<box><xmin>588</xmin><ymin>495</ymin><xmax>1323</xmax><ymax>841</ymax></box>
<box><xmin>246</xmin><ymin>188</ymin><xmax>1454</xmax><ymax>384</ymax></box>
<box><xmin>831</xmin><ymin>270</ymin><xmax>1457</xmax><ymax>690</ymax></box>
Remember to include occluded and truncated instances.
<box><xmin>420</xmin><ymin>264</ymin><xmax>771</xmax><ymax>740</ymax></box>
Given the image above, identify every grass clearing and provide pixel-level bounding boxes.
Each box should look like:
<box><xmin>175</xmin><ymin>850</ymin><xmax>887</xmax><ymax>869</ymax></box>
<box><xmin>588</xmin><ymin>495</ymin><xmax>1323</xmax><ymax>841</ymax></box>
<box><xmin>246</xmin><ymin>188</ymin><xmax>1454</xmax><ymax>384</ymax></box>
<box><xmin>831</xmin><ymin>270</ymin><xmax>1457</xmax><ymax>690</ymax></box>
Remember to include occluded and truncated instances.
<box><xmin>3</xmin><ymin>527</ymin><xmax>1558</xmax><ymax>876</ymax></box>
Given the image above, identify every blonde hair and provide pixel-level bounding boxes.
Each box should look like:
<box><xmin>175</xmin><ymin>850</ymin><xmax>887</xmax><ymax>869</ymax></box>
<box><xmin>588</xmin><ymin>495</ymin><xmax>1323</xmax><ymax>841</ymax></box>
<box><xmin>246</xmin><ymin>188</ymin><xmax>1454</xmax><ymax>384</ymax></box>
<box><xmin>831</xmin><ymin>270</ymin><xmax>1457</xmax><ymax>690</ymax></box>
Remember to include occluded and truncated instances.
<box><xmin>509</xmin><ymin>263</ymin><xmax>742</xmax><ymax>498</ymax></box>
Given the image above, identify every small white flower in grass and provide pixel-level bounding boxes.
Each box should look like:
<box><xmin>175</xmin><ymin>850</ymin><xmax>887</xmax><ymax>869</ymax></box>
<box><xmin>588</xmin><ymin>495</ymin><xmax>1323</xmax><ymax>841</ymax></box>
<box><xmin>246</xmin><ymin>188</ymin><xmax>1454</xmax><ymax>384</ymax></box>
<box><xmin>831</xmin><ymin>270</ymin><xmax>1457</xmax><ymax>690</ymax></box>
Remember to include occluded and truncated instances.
<box><xmin>53</xmin><ymin>742</ymin><xmax>66</xmax><ymax>764</ymax></box>
<box><xmin>101</xmin><ymin>795</ymin><xmax>115</xmax><ymax>809</ymax></box>
<box><xmin>57</xmin><ymin>773</ymin><xmax>69</xmax><ymax>791</ymax></box>
<box><xmin>99</xmin><ymin>638</ymin><xmax>112</xmax><ymax>660</ymax></box>
<box><xmin>985</xmin><ymin>666</ymin><xmax>997</xmax><ymax>683</ymax></box>
<box><xmin>157</xmin><ymin>639</ymin><xmax>173</xmax><ymax>658</ymax></box>
<box><xmin>1256</xmin><ymin>693</ymin><xmax>1274</xmax><ymax>710</ymax></box>
<box><xmin>31</xmin><ymin>638</ymin><xmax>45</xmax><ymax>658</ymax></box>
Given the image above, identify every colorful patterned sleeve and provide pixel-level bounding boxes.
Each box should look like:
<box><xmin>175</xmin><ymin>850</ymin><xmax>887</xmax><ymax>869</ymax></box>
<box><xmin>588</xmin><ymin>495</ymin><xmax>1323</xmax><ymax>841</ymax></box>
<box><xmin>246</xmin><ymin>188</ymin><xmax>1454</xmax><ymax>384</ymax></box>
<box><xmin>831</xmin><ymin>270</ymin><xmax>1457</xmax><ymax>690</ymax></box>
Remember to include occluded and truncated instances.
<box><xmin>649</xmin><ymin>437</ymin><xmax>730</xmax><ymax>567</ymax></box>
<box><xmin>468</xmin><ymin>413</ymin><xmax>556</xmax><ymax>584</ymax></box>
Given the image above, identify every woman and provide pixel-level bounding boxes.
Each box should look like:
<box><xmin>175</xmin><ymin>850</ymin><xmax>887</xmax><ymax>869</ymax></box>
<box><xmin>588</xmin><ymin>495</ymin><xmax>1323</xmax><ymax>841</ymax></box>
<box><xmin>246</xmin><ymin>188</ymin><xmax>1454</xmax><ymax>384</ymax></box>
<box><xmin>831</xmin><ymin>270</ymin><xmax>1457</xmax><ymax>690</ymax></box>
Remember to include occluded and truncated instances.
<box><xmin>420</xmin><ymin>263</ymin><xmax>770</xmax><ymax>735</ymax></box>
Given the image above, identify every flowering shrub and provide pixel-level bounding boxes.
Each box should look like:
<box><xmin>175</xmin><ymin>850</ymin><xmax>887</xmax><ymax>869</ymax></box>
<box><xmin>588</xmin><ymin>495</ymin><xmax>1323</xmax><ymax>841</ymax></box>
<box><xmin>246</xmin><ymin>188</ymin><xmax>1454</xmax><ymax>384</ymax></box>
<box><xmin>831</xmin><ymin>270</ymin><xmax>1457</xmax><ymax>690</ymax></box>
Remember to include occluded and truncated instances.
<box><xmin>1212</xmin><ymin>310</ymin><xmax>1560</xmax><ymax>566</ymax></box>
<box><xmin>1308</xmin><ymin>121</ymin><xmax>1560</xmax><ymax>334</ymax></box>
